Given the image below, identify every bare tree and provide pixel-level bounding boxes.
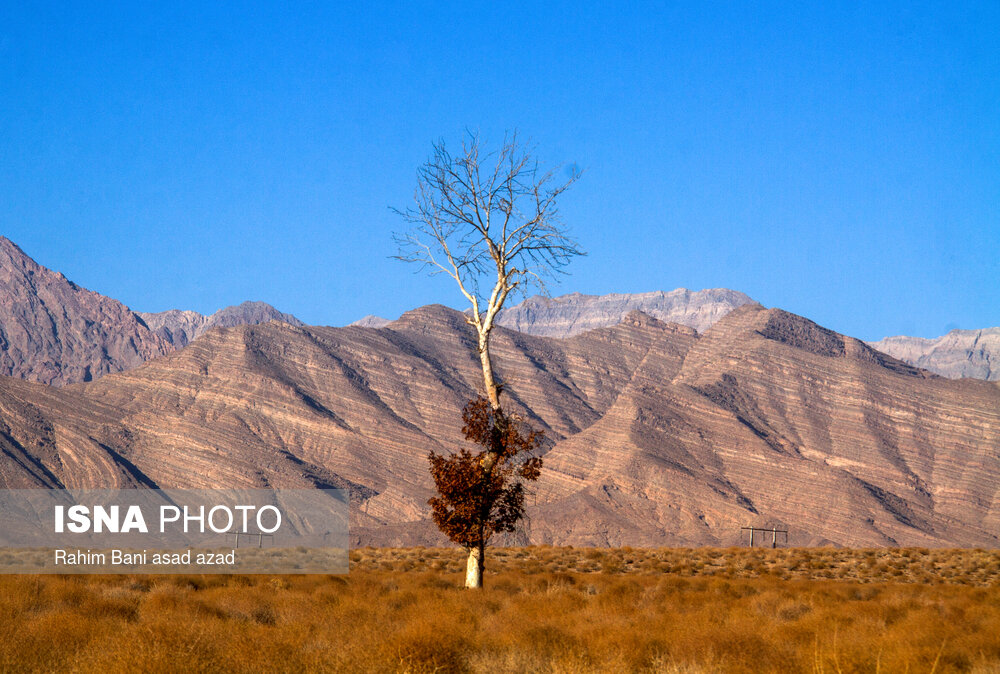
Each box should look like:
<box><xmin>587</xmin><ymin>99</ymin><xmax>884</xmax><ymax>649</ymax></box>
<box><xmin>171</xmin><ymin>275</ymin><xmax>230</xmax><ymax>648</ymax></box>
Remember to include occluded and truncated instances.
<box><xmin>394</xmin><ymin>131</ymin><xmax>583</xmax><ymax>588</ymax></box>
<box><xmin>394</xmin><ymin>131</ymin><xmax>584</xmax><ymax>411</ymax></box>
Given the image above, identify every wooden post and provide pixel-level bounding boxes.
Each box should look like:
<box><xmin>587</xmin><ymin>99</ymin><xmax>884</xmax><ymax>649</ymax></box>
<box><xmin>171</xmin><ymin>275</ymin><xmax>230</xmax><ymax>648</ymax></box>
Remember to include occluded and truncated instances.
<box><xmin>741</xmin><ymin>526</ymin><xmax>788</xmax><ymax>548</ymax></box>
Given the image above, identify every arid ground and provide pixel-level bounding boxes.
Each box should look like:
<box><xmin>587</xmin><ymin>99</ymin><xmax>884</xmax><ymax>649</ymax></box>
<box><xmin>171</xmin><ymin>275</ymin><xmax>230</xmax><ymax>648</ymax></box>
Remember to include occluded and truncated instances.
<box><xmin>2</xmin><ymin>546</ymin><xmax>999</xmax><ymax>673</ymax></box>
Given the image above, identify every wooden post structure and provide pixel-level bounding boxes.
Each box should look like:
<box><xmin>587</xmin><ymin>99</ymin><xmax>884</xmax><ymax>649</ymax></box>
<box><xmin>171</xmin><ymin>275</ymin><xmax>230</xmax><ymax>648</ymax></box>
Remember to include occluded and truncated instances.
<box><xmin>741</xmin><ymin>526</ymin><xmax>788</xmax><ymax>548</ymax></box>
<box><xmin>226</xmin><ymin>530</ymin><xmax>274</xmax><ymax>548</ymax></box>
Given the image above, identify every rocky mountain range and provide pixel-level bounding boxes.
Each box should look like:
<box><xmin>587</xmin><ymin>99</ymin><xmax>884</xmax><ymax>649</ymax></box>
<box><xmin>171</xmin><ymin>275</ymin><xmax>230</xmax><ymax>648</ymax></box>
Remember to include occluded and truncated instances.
<box><xmin>490</xmin><ymin>288</ymin><xmax>1000</xmax><ymax>383</ymax></box>
<box><xmin>0</xmin><ymin>237</ymin><xmax>303</xmax><ymax>384</ymax></box>
<box><xmin>358</xmin><ymin>288</ymin><xmax>1000</xmax><ymax>384</ymax></box>
<box><xmin>5</xmin><ymin>235</ymin><xmax>996</xmax><ymax>388</ymax></box>
<box><xmin>139</xmin><ymin>302</ymin><xmax>304</xmax><ymax>348</ymax></box>
<box><xmin>1</xmin><ymin>297</ymin><xmax>997</xmax><ymax>547</ymax></box>
<box><xmin>869</xmin><ymin>329</ymin><xmax>999</xmax><ymax>382</ymax></box>
<box><xmin>2</xmin><ymin>237</ymin><xmax>999</xmax><ymax>547</ymax></box>
<box><xmin>349</xmin><ymin>288</ymin><xmax>753</xmax><ymax>336</ymax></box>
<box><xmin>494</xmin><ymin>288</ymin><xmax>754</xmax><ymax>337</ymax></box>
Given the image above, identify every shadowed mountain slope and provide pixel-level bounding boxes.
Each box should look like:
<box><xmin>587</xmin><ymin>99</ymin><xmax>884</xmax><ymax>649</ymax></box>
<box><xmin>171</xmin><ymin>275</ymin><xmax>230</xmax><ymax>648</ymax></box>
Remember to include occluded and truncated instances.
<box><xmin>0</xmin><ymin>237</ymin><xmax>172</xmax><ymax>386</ymax></box>
<box><xmin>0</xmin><ymin>237</ymin><xmax>304</xmax><ymax>384</ymax></box>
<box><xmin>1</xmin><ymin>302</ymin><xmax>998</xmax><ymax>548</ymax></box>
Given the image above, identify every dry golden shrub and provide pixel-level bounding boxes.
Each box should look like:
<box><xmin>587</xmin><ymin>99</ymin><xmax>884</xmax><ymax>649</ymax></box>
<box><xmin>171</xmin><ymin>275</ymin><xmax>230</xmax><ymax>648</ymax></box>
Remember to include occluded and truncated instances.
<box><xmin>1</xmin><ymin>547</ymin><xmax>999</xmax><ymax>672</ymax></box>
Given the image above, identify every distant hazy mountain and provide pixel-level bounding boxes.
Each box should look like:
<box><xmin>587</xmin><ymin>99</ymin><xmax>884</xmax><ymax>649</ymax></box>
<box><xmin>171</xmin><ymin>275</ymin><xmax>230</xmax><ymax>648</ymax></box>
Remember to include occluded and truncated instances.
<box><xmin>496</xmin><ymin>288</ymin><xmax>754</xmax><ymax>337</ymax></box>
<box><xmin>350</xmin><ymin>315</ymin><xmax>391</xmax><ymax>328</ymax></box>
<box><xmin>0</xmin><ymin>236</ymin><xmax>172</xmax><ymax>385</ymax></box>
<box><xmin>869</xmin><ymin>328</ymin><xmax>999</xmax><ymax>381</ymax></box>
<box><xmin>139</xmin><ymin>301</ymin><xmax>304</xmax><ymax>348</ymax></box>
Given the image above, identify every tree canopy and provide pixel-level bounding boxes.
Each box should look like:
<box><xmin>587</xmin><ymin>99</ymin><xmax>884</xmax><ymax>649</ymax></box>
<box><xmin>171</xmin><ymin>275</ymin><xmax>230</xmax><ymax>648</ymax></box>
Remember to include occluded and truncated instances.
<box><xmin>428</xmin><ymin>397</ymin><xmax>543</xmax><ymax>552</ymax></box>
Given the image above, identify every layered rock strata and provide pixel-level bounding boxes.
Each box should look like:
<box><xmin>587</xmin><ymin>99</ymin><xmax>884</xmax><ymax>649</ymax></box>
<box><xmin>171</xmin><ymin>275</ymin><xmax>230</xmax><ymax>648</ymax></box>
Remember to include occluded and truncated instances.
<box><xmin>1</xmin><ymin>302</ymin><xmax>997</xmax><ymax>548</ymax></box>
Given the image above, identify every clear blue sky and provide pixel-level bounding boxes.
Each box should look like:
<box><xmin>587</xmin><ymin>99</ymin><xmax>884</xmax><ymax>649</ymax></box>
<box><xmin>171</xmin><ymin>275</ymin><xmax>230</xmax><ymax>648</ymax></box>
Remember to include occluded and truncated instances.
<box><xmin>2</xmin><ymin>2</ymin><xmax>997</xmax><ymax>341</ymax></box>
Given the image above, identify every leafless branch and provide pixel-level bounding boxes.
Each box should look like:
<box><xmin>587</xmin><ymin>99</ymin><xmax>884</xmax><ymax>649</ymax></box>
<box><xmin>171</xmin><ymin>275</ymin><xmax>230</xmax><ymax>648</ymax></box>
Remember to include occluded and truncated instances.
<box><xmin>393</xmin><ymin>130</ymin><xmax>584</xmax><ymax>408</ymax></box>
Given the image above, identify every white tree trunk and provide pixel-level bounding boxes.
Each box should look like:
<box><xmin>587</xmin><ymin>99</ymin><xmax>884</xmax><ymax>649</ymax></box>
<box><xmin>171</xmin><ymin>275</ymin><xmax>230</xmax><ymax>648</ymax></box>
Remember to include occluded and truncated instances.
<box><xmin>465</xmin><ymin>546</ymin><xmax>484</xmax><ymax>589</ymax></box>
<box><xmin>478</xmin><ymin>332</ymin><xmax>500</xmax><ymax>410</ymax></box>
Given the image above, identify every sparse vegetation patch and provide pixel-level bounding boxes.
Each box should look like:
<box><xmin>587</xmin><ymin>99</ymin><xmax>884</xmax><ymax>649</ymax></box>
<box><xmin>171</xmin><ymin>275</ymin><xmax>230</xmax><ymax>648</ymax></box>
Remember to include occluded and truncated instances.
<box><xmin>1</xmin><ymin>547</ymin><xmax>998</xmax><ymax>672</ymax></box>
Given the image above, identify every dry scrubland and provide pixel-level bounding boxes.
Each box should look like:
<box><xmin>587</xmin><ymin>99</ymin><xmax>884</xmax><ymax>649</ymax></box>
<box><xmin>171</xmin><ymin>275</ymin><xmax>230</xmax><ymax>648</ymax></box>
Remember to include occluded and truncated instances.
<box><xmin>1</xmin><ymin>547</ymin><xmax>999</xmax><ymax>673</ymax></box>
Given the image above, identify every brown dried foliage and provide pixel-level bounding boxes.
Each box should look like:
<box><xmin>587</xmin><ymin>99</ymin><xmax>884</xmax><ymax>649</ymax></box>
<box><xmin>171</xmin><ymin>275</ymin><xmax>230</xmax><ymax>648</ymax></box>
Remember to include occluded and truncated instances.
<box><xmin>428</xmin><ymin>397</ymin><xmax>542</xmax><ymax>550</ymax></box>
